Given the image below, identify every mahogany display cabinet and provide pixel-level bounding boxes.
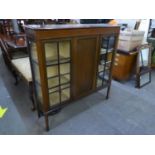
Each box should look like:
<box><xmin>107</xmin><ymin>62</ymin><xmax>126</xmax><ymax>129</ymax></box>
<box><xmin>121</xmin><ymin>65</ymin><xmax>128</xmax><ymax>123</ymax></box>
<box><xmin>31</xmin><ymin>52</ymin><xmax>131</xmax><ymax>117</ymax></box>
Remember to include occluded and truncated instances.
<box><xmin>25</xmin><ymin>24</ymin><xmax>120</xmax><ymax>130</ymax></box>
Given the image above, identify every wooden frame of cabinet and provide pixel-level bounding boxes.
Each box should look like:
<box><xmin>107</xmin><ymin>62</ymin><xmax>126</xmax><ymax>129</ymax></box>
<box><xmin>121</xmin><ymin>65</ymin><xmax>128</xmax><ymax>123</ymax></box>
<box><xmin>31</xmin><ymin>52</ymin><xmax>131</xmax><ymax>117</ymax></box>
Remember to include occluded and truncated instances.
<box><xmin>25</xmin><ymin>24</ymin><xmax>120</xmax><ymax>130</ymax></box>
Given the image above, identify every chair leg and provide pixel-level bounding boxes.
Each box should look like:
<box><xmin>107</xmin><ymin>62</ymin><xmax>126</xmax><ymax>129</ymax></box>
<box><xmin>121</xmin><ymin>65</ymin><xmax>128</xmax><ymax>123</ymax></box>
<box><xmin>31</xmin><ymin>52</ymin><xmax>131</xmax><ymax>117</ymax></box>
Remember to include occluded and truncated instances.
<box><xmin>106</xmin><ymin>85</ymin><xmax>110</xmax><ymax>100</ymax></box>
<box><xmin>12</xmin><ymin>70</ymin><xmax>19</xmax><ymax>85</ymax></box>
<box><xmin>28</xmin><ymin>82</ymin><xmax>36</xmax><ymax>111</ymax></box>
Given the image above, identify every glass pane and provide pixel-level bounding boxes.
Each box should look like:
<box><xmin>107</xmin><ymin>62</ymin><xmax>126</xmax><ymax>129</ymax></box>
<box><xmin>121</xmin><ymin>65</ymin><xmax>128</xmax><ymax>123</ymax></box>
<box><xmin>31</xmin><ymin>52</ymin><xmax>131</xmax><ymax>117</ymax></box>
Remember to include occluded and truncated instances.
<box><xmin>97</xmin><ymin>36</ymin><xmax>115</xmax><ymax>88</ymax></box>
<box><xmin>31</xmin><ymin>42</ymin><xmax>38</xmax><ymax>62</ymax></box>
<box><xmin>139</xmin><ymin>48</ymin><xmax>149</xmax><ymax>67</ymax></box>
<box><xmin>98</xmin><ymin>64</ymin><xmax>105</xmax><ymax>72</ymax></box>
<box><xmin>98</xmin><ymin>72</ymin><xmax>109</xmax><ymax>81</ymax></box>
<box><xmin>32</xmin><ymin>62</ymin><xmax>40</xmax><ymax>83</ymax></box>
<box><xmin>61</xmin><ymin>88</ymin><xmax>70</xmax><ymax>102</ymax></box>
<box><xmin>44</xmin><ymin>42</ymin><xmax>58</xmax><ymax>65</ymax></box>
<box><xmin>140</xmin><ymin>72</ymin><xmax>150</xmax><ymax>87</ymax></box>
<box><xmin>46</xmin><ymin>40</ymin><xmax>71</xmax><ymax>107</ymax></box>
<box><xmin>60</xmin><ymin>74</ymin><xmax>70</xmax><ymax>84</ymax></box>
<box><xmin>60</xmin><ymin>63</ymin><xmax>70</xmax><ymax>75</ymax></box>
<box><xmin>49</xmin><ymin>92</ymin><xmax>60</xmax><ymax>106</ymax></box>
<box><xmin>101</xmin><ymin>36</ymin><xmax>115</xmax><ymax>50</ymax></box>
<box><xmin>47</xmin><ymin>65</ymin><xmax>58</xmax><ymax>78</ymax></box>
<box><xmin>97</xmin><ymin>78</ymin><xmax>102</xmax><ymax>87</ymax></box>
<box><xmin>48</xmin><ymin>77</ymin><xmax>59</xmax><ymax>88</ymax></box>
<box><xmin>59</xmin><ymin>40</ymin><xmax>70</xmax><ymax>58</ymax></box>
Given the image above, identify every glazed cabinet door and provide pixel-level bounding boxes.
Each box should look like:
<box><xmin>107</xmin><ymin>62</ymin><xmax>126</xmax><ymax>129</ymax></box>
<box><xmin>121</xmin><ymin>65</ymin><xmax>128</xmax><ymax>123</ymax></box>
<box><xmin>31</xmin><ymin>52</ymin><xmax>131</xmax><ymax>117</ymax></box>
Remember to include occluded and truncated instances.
<box><xmin>97</xmin><ymin>35</ymin><xmax>117</xmax><ymax>88</ymax></box>
<box><xmin>28</xmin><ymin>41</ymin><xmax>43</xmax><ymax>108</ymax></box>
<box><xmin>72</xmin><ymin>36</ymin><xmax>98</xmax><ymax>98</ymax></box>
<box><xmin>43</xmin><ymin>40</ymin><xmax>71</xmax><ymax>108</ymax></box>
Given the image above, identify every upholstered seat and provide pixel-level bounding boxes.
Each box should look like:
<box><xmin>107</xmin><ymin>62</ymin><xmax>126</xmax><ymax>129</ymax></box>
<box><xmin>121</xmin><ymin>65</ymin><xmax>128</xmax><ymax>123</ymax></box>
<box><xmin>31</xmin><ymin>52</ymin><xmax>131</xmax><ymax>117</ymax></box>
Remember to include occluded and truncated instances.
<box><xmin>11</xmin><ymin>57</ymin><xmax>32</xmax><ymax>82</ymax></box>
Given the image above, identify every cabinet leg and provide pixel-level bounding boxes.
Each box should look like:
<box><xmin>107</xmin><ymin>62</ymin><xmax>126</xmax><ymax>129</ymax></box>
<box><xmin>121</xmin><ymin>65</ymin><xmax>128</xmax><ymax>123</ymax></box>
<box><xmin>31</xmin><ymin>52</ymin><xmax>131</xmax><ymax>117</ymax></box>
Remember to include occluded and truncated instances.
<box><xmin>12</xmin><ymin>70</ymin><xmax>18</xmax><ymax>85</ymax></box>
<box><xmin>106</xmin><ymin>86</ymin><xmax>110</xmax><ymax>100</ymax></box>
<box><xmin>31</xmin><ymin>98</ymin><xmax>35</xmax><ymax>111</ymax></box>
<box><xmin>38</xmin><ymin>111</ymin><xmax>41</xmax><ymax>118</ymax></box>
<box><xmin>45</xmin><ymin>115</ymin><xmax>49</xmax><ymax>131</ymax></box>
<box><xmin>28</xmin><ymin>82</ymin><xmax>36</xmax><ymax>111</ymax></box>
<box><xmin>135</xmin><ymin>75</ymin><xmax>140</xmax><ymax>88</ymax></box>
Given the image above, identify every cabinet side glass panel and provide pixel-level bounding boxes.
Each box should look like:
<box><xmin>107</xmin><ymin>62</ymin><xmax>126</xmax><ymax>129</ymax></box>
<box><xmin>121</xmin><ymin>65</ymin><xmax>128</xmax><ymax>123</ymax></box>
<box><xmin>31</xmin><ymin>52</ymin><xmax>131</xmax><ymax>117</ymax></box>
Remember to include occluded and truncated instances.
<box><xmin>97</xmin><ymin>36</ymin><xmax>115</xmax><ymax>88</ymax></box>
<box><xmin>30</xmin><ymin>41</ymin><xmax>43</xmax><ymax>104</ymax></box>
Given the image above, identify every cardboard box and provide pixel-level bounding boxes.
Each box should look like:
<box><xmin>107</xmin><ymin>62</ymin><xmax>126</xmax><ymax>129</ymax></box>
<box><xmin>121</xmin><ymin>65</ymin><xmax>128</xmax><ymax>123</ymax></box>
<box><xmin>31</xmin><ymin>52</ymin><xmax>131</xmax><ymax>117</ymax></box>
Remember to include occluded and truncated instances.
<box><xmin>118</xmin><ymin>30</ymin><xmax>145</xmax><ymax>51</ymax></box>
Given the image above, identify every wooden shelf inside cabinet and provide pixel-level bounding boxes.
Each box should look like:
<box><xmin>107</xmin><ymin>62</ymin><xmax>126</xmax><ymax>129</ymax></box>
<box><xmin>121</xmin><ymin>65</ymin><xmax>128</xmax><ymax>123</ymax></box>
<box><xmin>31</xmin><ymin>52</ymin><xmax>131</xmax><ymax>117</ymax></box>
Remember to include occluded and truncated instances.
<box><xmin>48</xmin><ymin>74</ymin><xmax>70</xmax><ymax>89</ymax></box>
<box><xmin>25</xmin><ymin>24</ymin><xmax>120</xmax><ymax>130</ymax></box>
<box><xmin>46</xmin><ymin>56</ymin><xmax>70</xmax><ymax>66</ymax></box>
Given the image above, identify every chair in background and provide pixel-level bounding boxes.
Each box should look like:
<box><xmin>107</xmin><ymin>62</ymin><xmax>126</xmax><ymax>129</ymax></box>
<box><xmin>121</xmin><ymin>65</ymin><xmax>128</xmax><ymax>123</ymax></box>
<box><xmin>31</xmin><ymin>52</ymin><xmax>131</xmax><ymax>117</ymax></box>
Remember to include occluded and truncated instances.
<box><xmin>0</xmin><ymin>38</ymin><xmax>12</xmax><ymax>68</ymax></box>
<box><xmin>135</xmin><ymin>44</ymin><xmax>152</xmax><ymax>88</ymax></box>
<box><xmin>0</xmin><ymin>37</ymin><xmax>35</xmax><ymax>110</ymax></box>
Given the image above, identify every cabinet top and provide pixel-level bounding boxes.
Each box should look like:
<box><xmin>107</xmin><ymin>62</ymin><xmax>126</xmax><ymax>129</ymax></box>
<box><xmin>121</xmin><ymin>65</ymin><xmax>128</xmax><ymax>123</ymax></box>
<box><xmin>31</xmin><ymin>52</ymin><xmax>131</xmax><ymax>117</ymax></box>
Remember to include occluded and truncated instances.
<box><xmin>25</xmin><ymin>24</ymin><xmax>120</xmax><ymax>30</ymax></box>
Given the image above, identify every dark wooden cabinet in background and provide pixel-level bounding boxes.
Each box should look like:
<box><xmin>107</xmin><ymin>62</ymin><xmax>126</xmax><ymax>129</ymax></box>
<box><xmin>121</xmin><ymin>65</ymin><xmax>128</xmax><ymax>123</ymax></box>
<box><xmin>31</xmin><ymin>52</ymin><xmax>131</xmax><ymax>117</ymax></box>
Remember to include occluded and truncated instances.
<box><xmin>25</xmin><ymin>24</ymin><xmax>120</xmax><ymax>130</ymax></box>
